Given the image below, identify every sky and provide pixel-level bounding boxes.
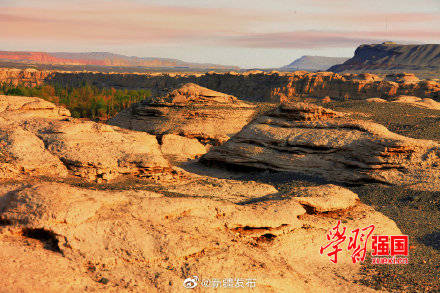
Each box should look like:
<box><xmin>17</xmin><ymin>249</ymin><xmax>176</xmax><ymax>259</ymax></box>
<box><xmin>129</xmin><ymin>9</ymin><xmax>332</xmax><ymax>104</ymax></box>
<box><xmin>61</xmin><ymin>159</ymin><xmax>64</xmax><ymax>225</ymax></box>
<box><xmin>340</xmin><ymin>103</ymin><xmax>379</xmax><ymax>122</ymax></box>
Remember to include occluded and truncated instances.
<box><xmin>2</xmin><ymin>0</ymin><xmax>440</xmax><ymax>68</ymax></box>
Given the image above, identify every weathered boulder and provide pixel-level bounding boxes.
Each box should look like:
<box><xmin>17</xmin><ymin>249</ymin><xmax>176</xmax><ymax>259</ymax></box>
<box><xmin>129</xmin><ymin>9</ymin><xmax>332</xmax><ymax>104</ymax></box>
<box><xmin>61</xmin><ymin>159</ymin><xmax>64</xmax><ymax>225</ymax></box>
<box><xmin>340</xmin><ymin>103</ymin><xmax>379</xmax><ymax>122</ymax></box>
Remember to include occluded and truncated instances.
<box><xmin>34</xmin><ymin>120</ymin><xmax>170</xmax><ymax>181</ymax></box>
<box><xmin>160</xmin><ymin>134</ymin><xmax>207</xmax><ymax>162</ymax></box>
<box><xmin>108</xmin><ymin>83</ymin><xmax>257</xmax><ymax>145</ymax></box>
<box><xmin>366</xmin><ymin>97</ymin><xmax>387</xmax><ymax>103</ymax></box>
<box><xmin>0</xmin><ymin>95</ymin><xmax>70</xmax><ymax>121</ymax></box>
<box><xmin>202</xmin><ymin>102</ymin><xmax>440</xmax><ymax>188</ymax></box>
<box><xmin>0</xmin><ymin>118</ymin><xmax>67</xmax><ymax>179</ymax></box>
<box><xmin>366</xmin><ymin>95</ymin><xmax>440</xmax><ymax>110</ymax></box>
<box><xmin>290</xmin><ymin>184</ymin><xmax>359</xmax><ymax>213</ymax></box>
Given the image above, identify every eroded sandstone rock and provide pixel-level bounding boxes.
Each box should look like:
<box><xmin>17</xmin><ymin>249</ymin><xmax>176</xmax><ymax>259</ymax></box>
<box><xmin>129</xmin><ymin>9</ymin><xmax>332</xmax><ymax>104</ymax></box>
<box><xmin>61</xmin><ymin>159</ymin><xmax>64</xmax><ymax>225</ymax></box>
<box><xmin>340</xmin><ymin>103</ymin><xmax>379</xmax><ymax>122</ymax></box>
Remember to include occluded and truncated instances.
<box><xmin>0</xmin><ymin>181</ymin><xmax>401</xmax><ymax>292</ymax></box>
<box><xmin>290</xmin><ymin>184</ymin><xmax>359</xmax><ymax>212</ymax></box>
<box><xmin>202</xmin><ymin>102</ymin><xmax>440</xmax><ymax>188</ymax></box>
<box><xmin>0</xmin><ymin>118</ymin><xmax>67</xmax><ymax>179</ymax></box>
<box><xmin>35</xmin><ymin>120</ymin><xmax>170</xmax><ymax>181</ymax></box>
<box><xmin>160</xmin><ymin>134</ymin><xmax>208</xmax><ymax>162</ymax></box>
<box><xmin>0</xmin><ymin>95</ymin><xmax>71</xmax><ymax>121</ymax></box>
<box><xmin>0</xmin><ymin>95</ymin><xmax>171</xmax><ymax>181</ymax></box>
<box><xmin>108</xmin><ymin>83</ymin><xmax>257</xmax><ymax>145</ymax></box>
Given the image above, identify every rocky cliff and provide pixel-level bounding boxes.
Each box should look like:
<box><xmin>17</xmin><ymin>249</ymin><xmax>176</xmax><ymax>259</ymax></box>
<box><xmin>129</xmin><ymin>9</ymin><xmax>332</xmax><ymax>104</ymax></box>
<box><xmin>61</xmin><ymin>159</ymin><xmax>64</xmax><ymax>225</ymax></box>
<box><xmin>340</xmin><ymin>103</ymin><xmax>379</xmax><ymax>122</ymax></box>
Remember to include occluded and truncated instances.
<box><xmin>1</xmin><ymin>68</ymin><xmax>439</xmax><ymax>101</ymax></box>
<box><xmin>329</xmin><ymin>43</ymin><xmax>440</xmax><ymax>72</ymax></box>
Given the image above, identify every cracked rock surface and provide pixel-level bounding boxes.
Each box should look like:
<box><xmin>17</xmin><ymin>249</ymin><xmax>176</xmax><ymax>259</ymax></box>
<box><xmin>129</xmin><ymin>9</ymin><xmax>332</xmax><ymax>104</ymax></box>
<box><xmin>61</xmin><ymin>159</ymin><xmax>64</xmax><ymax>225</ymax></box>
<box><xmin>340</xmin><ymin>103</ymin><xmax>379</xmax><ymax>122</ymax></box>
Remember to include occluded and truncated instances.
<box><xmin>0</xmin><ymin>181</ymin><xmax>400</xmax><ymax>292</ymax></box>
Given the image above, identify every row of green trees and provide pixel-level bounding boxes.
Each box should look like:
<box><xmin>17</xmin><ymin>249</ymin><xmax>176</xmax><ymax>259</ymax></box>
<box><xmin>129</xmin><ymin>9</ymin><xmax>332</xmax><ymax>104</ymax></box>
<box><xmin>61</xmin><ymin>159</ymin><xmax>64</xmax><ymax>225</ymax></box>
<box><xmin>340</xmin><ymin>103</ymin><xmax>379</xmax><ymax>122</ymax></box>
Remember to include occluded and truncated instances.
<box><xmin>0</xmin><ymin>82</ymin><xmax>151</xmax><ymax>120</ymax></box>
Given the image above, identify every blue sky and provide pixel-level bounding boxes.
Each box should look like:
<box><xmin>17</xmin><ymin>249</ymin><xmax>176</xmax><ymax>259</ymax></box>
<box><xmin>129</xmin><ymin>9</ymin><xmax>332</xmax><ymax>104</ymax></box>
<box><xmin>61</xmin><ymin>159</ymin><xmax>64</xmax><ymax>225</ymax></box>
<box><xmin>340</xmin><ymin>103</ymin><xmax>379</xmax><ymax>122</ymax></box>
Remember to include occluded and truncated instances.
<box><xmin>2</xmin><ymin>0</ymin><xmax>440</xmax><ymax>67</ymax></box>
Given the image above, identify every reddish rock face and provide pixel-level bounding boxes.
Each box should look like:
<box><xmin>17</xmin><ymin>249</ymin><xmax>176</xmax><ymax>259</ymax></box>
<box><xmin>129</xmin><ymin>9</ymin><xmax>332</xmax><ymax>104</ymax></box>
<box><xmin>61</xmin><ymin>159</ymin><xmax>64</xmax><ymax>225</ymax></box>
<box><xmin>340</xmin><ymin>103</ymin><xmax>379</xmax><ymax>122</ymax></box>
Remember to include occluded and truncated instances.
<box><xmin>0</xmin><ymin>52</ymin><xmax>106</xmax><ymax>66</ymax></box>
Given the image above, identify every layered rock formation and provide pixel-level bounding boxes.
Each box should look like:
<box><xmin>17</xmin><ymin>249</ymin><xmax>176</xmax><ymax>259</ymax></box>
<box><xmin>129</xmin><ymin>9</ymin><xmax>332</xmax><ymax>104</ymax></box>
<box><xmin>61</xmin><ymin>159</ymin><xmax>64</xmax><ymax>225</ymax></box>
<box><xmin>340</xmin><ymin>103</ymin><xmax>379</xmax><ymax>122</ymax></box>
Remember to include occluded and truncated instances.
<box><xmin>0</xmin><ymin>68</ymin><xmax>51</xmax><ymax>86</ymax></box>
<box><xmin>272</xmin><ymin>72</ymin><xmax>440</xmax><ymax>100</ymax></box>
<box><xmin>203</xmin><ymin>102</ymin><xmax>440</xmax><ymax>188</ymax></box>
<box><xmin>108</xmin><ymin>83</ymin><xmax>257</xmax><ymax>148</ymax></box>
<box><xmin>0</xmin><ymin>95</ymin><xmax>170</xmax><ymax>181</ymax></box>
<box><xmin>1</xmin><ymin>68</ymin><xmax>439</xmax><ymax>101</ymax></box>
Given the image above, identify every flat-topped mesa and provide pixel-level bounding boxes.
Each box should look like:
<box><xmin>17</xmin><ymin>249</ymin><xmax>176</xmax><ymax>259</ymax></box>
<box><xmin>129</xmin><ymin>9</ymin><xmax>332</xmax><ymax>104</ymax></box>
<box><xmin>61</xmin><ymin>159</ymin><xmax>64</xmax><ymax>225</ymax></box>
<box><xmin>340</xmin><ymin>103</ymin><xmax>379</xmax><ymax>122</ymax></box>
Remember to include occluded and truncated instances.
<box><xmin>202</xmin><ymin>102</ymin><xmax>440</xmax><ymax>188</ymax></box>
<box><xmin>108</xmin><ymin>83</ymin><xmax>258</xmax><ymax>149</ymax></box>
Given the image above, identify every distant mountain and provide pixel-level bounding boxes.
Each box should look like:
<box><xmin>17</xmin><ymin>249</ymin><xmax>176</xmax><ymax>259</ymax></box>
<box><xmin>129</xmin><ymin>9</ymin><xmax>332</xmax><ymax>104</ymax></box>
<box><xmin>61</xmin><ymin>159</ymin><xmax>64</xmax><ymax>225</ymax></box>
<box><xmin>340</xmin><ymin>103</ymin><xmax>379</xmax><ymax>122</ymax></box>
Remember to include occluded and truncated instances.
<box><xmin>329</xmin><ymin>43</ymin><xmax>440</xmax><ymax>72</ymax></box>
<box><xmin>0</xmin><ymin>51</ymin><xmax>239</xmax><ymax>70</ymax></box>
<box><xmin>281</xmin><ymin>56</ymin><xmax>350</xmax><ymax>71</ymax></box>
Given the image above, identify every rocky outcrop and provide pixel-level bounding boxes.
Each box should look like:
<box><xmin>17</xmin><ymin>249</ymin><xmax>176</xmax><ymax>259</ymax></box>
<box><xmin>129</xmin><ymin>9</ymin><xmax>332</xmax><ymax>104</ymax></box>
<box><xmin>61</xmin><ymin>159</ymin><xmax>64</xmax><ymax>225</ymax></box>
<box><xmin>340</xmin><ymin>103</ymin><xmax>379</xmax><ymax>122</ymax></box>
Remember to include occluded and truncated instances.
<box><xmin>0</xmin><ymin>95</ymin><xmax>71</xmax><ymax>121</ymax></box>
<box><xmin>0</xmin><ymin>93</ymin><xmax>417</xmax><ymax>292</ymax></box>
<box><xmin>0</xmin><ymin>68</ymin><xmax>51</xmax><ymax>86</ymax></box>
<box><xmin>160</xmin><ymin>134</ymin><xmax>208</xmax><ymax>162</ymax></box>
<box><xmin>0</xmin><ymin>95</ymin><xmax>170</xmax><ymax>181</ymax></box>
<box><xmin>202</xmin><ymin>102</ymin><xmax>440</xmax><ymax>188</ymax></box>
<box><xmin>0</xmin><ymin>180</ymin><xmax>400</xmax><ymax>292</ymax></box>
<box><xmin>391</xmin><ymin>96</ymin><xmax>440</xmax><ymax>110</ymax></box>
<box><xmin>108</xmin><ymin>83</ymin><xmax>257</xmax><ymax>146</ymax></box>
<box><xmin>33</xmin><ymin>120</ymin><xmax>170</xmax><ymax>181</ymax></box>
<box><xmin>0</xmin><ymin>119</ymin><xmax>68</xmax><ymax>179</ymax></box>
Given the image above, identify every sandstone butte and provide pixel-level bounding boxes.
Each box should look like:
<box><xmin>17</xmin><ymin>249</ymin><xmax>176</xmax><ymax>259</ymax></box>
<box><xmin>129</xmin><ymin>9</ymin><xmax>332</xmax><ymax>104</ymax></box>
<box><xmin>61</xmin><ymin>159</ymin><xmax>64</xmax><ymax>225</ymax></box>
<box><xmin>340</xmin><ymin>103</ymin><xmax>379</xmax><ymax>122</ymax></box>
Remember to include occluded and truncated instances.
<box><xmin>0</xmin><ymin>93</ymin><xmax>409</xmax><ymax>292</ymax></box>
<box><xmin>1</xmin><ymin>68</ymin><xmax>439</xmax><ymax>101</ymax></box>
